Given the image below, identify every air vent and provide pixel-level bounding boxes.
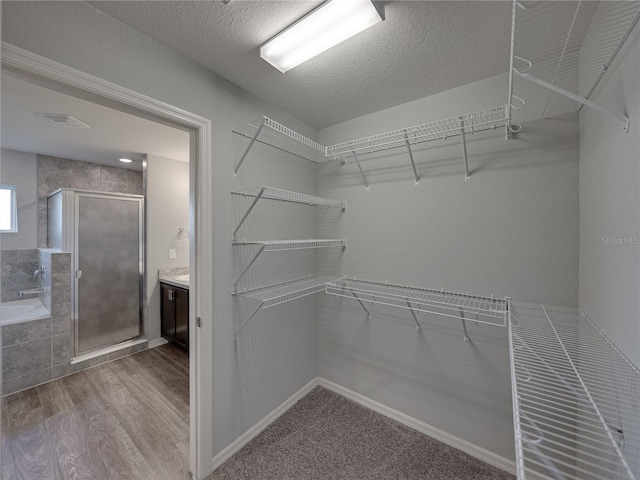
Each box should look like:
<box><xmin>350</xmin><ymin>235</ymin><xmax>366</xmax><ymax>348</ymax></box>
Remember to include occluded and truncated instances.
<box><xmin>37</xmin><ymin>113</ymin><xmax>90</xmax><ymax>128</ymax></box>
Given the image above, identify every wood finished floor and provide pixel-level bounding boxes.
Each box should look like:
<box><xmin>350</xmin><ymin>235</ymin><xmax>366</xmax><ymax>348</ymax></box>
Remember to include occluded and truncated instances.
<box><xmin>1</xmin><ymin>344</ymin><xmax>190</xmax><ymax>480</ymax></box>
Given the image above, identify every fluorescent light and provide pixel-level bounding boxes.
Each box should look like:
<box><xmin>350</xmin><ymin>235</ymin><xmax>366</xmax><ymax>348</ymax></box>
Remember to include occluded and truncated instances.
<box><xmin>119</xmin><ymin>158</ymin><xmax>133</xmax><ymax>163</ymax></box>
<box><xmin>261</xmin><ymin>0</ymin><xmax>384</xmax><ymax>73</ymax></box>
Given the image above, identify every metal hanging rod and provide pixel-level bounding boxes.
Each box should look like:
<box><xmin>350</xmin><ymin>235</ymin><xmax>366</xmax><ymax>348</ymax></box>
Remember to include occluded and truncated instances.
<box><xmin>232</xmin><ymin>186</ymin><xmax>346</xmax><ymax>240</ymax></box>
<box><xmin>509</xmin><ymin>303</ymin><xmax>639</xmax><ymax>480</ymax></box>
<box><xmin>232</xmin><ymin>239</ymin><xmax>346</xmax><ymax>293</ymax></box>
<box><xmin>326</xmin><ymin>278</ymin><xmax>508</xmax><ymax>341</ymax></box>
<box><xmin>232</xmin><ymin>275</ymin><xmax>340</xmax><ymax>340</ymax></box>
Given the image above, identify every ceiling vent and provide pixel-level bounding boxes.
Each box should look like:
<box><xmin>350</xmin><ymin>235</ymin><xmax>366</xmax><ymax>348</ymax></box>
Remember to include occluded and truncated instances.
<box><xmin>37</xmin><ymin>113</ymin><xmax>90</xmax><ymax>128</ymax></box>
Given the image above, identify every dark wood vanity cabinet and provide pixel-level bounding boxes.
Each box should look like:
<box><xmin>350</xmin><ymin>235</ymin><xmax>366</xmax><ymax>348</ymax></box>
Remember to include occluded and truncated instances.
<box><xmin>161</xmin><ymin>283</ymin><xmax>189</xmax><ymax>351</ymax></box>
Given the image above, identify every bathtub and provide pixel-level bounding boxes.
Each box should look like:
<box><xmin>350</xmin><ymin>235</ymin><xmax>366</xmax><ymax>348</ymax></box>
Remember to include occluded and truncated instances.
<box><xmin>1</xmin><ymin>297</ymin><xmax>50</xmax><ymax>326</ymax></box>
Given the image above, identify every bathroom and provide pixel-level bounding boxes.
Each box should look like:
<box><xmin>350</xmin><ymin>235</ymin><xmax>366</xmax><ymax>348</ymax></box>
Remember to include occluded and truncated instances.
<box><xmin>1</xmin><ymin>74</ymin><xmax>191</xmax><ymax>396</ymax></box>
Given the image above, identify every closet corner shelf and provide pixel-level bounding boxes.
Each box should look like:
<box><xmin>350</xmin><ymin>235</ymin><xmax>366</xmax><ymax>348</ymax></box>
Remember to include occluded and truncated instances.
<box><xmin>232</xmin><ymin>186</ymin><xmax>346</xmax><ymax>240</ymax></box>
<box><xmin>232</xmin><ymin>275</ymin><xmax>340</xmax><ymax>340</ymax></box>
<box><xmin>509</xmin><ymin>303</ymin><xmax>639</xmax><ymax>480</ymax></box>
<box><xmin>326</xmin><ymin>278</ymin><xmax>508</xmax><ymax>341</ymax></box>
<box><xmin>232</xmin><ymin>239</ymin><xmax>347</xmax><ymax>293</ymax></box>
<box><xmin>233</xmin><ymin>116</ymin><xmax>327</xmax><ymax>176</ymax></box>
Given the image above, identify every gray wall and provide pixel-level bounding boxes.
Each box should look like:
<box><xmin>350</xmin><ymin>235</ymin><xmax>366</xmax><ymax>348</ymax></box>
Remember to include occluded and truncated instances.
<box><xmin>316</xmin><ymin>76</ymin><xmax>579</xmax><ymax>460</ymax></box>
<box><xmin>0</xmin><ymin>149</ymin><xmax>38</xmax><ymax>250</ymax></box>
<box><xmin>37</xmin><ymin>154</ymin><xmax>143</xmax><ymax>247</ymax></box>
<box><xmin>578</xmin><ymin>25</ymin><xmax>639</xmax><ymax>367</ymax></box>
<box><xmin>2</xmin><ymin>0</ymin><xmax>320</xmax><ymax>462</ymax></box>
<box><xmin>146</xmin><ymin>154</ymin><xmax>190</xmax><ymax>342</ymax></box>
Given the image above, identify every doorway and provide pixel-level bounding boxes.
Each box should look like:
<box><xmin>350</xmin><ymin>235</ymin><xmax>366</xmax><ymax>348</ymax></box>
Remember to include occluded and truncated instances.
<box><xmin>1</xmin><ymin>44</ymin><xmax>213</xmax><ymax>479</ymax></box>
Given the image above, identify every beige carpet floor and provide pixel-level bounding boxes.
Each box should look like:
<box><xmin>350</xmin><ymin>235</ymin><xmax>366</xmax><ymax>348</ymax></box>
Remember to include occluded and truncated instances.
<box><xmin>208</xmin><ymin>386</ymin><xmax>515</xmax><ymax>480</ymax></box>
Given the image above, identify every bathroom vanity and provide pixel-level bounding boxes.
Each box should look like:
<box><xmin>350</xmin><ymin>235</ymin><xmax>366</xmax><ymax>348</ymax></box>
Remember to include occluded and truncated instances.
<box><xmin>159</xmin><ymin>269</ymin><xmax>189</xmax><ymax>352</ymax></box>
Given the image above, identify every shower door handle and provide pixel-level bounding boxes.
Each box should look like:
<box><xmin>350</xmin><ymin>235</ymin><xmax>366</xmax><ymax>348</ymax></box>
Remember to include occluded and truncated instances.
<box><xmin>76</xmin><ymin>270</ymin><xmax>83</xmax><ymax>279</ymax></box>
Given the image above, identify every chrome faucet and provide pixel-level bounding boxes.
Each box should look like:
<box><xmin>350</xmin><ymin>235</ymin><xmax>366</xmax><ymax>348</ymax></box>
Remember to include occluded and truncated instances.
<box><xmin>19</xmin><ymin>288</ymin><xmax>44</xmax><ymax>297</ymax></box>
<box><xmin>34</xmin><ymin>265</ymin><xmax>45</xmax><ymax>283</ymax></box>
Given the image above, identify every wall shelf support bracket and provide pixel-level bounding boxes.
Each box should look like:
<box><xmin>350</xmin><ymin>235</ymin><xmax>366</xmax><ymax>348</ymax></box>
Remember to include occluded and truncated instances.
<box><xmin>351</xmin><ymin>150</ymin><xmax>370</xmax><ymax>190</ymax></box>
<box><xmin>233</xmin><ymin>117</ymin><xmax>265</xmax><ymax>177</ymax></box>
<box><xmin>515</xmin><ymin>68</ymin><xmax>629</xmax><ymax>132</ymax></box>
<box><xmin>233</xmin><ymin>302</ymin><xmax>264</xmax><ymax>341</ymax></box>
<box><xmin>459</xmin><ymin>118</ymin><xmax>470</xmax><ymax>182</ymax></box>
<box><xmin>458</xmin><ymin>309</ymin><xmax>470</xmax><ymax>342</ymax></box>
<box><xmin>403</xmin><ymin>131</ymin><xmax>420</xmax><ymax>186</ymax></box>
<box><xmin>233</xmin><ymin>187</ymin><xmax>265</xmax><ymax>240</ymax></box>
<box><xmin>404</xmin><ymin>298</ymin><xmax>421</xmax><ymax>330</ymax></box>
<box><xmin>233</xmin><ymin>245</ymin><xmax>266</xmax><ymax>293</ymax></box>
<box><xmin>351</xmin><ymin>289</ymin><xmax>371</xmax><ymax>319</ymax></box>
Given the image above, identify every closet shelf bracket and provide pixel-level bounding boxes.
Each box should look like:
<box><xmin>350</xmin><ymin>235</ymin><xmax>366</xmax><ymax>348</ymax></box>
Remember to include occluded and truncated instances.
<box><xmin>403</xmin><ymin>132</ymin><xmax>420</xmax><ymax>186</ymax></box>
<box><xmin>232</xmin><ymin>239</ymin><xmax>347</xmax><ymax>293</ymax></box>
<box><xmin>459</xmin><ymin>118</ymin><xmax>470</xmax><ymax>182</ymax></box>
<box><xmin>232</xmin><ymin>186</ymin><xmax>346</xmax><ymax>240</ymax></box>
<box><xmin>326</xmin><ymin>278</ymin><xmax>508</xmax><ymax>341</ymax></box>
<box><xmin>233</xmin><ymin>275</ymin><xmax>340</xmax><ymax>340</ymax></box>
<box><xmin>513</xmin><ymin>59</ymin><xmax>630</xmax><ymax>133</ymax></box>
<box><xmin>350</xmin><ymin>150</ymin><xmax>370</xmax><ymax>190</ymax></box>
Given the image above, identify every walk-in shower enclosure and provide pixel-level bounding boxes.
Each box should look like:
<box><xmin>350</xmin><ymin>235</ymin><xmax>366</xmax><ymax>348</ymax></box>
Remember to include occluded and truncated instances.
<box><xmin>47</xmin><ymin>189</ymin><xmax>144</xmax><ymax>357</ymax></box>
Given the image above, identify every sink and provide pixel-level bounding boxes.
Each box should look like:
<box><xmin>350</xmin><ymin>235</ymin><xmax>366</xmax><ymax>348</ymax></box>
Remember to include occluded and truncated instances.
<box><xmin>175</xmin><ymin>274</ymin><xmax>190</xmax><ymax>282</ymax></box>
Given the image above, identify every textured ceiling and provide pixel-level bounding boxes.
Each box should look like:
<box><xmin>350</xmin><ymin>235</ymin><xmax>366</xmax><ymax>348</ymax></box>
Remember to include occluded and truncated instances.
<box><xmin>1</xmin><ymin>74</ymin><xmax>190</xmax><ymax>170</ymax></box>
<box><xmin>89</xmin><ymin>1</ymin><xmax>513</xmax><ymax>128</ymax></box>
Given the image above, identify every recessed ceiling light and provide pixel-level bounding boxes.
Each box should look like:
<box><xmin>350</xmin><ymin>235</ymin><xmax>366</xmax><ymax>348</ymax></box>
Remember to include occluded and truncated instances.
<box><xmin>119</xmin><ymin>158</ymin><xmax>133</xmax><ymax>163</ymax></box>
<box><xmin>37</xmin><ymin>113</ymin><xmax>90</xmax><ymax>128</ymax></box>
<box><xmin>260</xmin><ymin>0</ymin><xmax>384</xmax><ymax>73</ymax></box>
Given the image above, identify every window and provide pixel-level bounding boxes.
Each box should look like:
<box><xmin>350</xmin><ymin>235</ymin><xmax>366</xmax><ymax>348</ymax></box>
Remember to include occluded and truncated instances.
<box><xmin>0</xmin><ymin>185</ymin><xmax>18</xmax><ymax>233</ymax></box>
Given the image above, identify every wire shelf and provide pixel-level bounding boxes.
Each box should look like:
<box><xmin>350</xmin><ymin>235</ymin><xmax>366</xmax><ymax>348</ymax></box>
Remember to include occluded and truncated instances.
<box><xmin>233</xmin><ymin>116</ymin><xmax>327</xmax><ymax>174</ymax></box>
<box><xmin>232</xmin><ymin>186</ymin><xmax>346</xmax><ymax>210</ymax></box>
<box><xmin>324</xmin><ymin>106</ymin><xmax>509</xmax><ymax>160</ymax></box>
<box><xmin>232</xmin><ymin>186</ymin><xmax>346</xmax><ymax>240</ymax></box>
<box><xmin>233</xmin><ymin>239</ymin><xmax>347</xmax><ymax>251</ymax></box>
<box><xmin>509</xmin><ymin>302</ymin><xmax>640</xmax><ymax>480</ymax></box>
<box><xmin>233</xmin><ymin>275</ymin><xmax>340</xmax><ymax>340</ymax></box>
<box><xmin>326</xmin><ymin>278</ymin><xmax>508</xmax><ymax>330</ymax></box>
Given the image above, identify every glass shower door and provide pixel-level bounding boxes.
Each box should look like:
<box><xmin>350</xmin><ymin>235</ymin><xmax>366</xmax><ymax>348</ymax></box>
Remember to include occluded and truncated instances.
<box><xmin>75</xmin><ymin>193</ymin><xmax>143</xmax><ymax>355</ymax></box>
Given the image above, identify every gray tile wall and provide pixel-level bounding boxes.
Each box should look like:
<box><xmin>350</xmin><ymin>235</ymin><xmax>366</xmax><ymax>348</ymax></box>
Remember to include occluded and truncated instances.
<box><xmin>0</xmin><ymin>249</ymin><xmax>40</xmax><ymax>302</ymax></box>
<box><xmin>37</xmin><ymin>155</ymin><xmax>143</xmax><ymax>247</ymax></box>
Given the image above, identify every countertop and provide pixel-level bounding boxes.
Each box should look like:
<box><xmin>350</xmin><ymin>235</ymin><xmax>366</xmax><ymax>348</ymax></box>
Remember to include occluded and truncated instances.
<box><xmin>158</xmin><ymin>267</ymin><xmax>189</xmax><ymax>290</ymax></box>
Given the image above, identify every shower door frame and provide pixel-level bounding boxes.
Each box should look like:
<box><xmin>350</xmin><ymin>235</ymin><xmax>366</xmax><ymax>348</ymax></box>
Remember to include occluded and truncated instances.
<box><xmin>73</xmin><ymin>191</ymin><xmax>145</xmax><ymax>357</ymax></box>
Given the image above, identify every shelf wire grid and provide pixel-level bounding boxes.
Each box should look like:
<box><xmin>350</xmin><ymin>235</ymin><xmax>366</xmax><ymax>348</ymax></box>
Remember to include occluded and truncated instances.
<box><xmin>233</xmin><ymin>116</ymin><xmax>327</xmax><ymax>163</ymax></box>
<box><xmin>509</xmin><ymin>303</ymin><xmax>639</xmax><ymax>480</ymax></box>
<box><xmin>233</xmin><ymin>239</ymin><xmax>346</xmax><ymax>251</ymax></box>
<box><xmin>324</xmin><ymin>106</ymin><xmax>509</xmax><ymax>160</ymax></box>
<box><xmin>232</xmin><ymin>186</ymin><xmax>346</xmax><ymax>210</ymax></box>
<box><xmin>326</xmin><ymin>278</ymin><xmax>508</xmax><ymax>327</ymax></box>
<box><xmin>237</xmin><ymin>275</ymin><xmax>340</xmax><ymax>308</ymax></box>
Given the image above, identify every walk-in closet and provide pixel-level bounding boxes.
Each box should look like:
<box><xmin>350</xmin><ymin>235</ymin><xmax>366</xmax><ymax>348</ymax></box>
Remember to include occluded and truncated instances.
<box><xmin>1</xmin><ymin>1</ymin><xmax>638</xmax><ymax>479</ymax></box>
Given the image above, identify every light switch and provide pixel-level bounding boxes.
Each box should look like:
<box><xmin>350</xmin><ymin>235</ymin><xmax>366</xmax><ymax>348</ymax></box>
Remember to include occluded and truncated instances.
<box><xmin>169</xmin><ymin>248</ymin><xmax>177</xmax><ymax>259</ymax></box>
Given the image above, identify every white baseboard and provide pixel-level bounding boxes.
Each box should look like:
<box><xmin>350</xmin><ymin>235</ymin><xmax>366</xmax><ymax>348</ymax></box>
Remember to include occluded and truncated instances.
<box><xmin>147</xmin><ymin>337</ymin><xmax>169</xmax><ymax>349</ymax></box>
<box><xmin>211</xmin><ymin>377</ymin><xmax>319</xmax><ymax>471</ymax></box>
<box><xmin>210</xmin><ymin>376</ymin><xmax>548</xmax><ymax>480</ymax></box>
<box><xmin>318</xmin><ymin>378</ymin><xmax>523</xmax><ymax>478</ymax></box>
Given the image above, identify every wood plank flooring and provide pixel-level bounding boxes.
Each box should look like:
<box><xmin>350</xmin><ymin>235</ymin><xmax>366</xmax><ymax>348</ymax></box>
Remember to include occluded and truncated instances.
<box><xmin>1</xmin><ymin>344</ymin><xmax>190</xmax><ymax>480</ymax></box>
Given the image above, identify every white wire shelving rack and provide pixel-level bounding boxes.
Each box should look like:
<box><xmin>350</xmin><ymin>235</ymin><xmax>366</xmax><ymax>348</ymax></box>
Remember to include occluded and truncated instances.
<box><xmin>232</xmin><ymin>116</ymin><xmax>327</xmax><ymax>176</ymax></box>
<box><xmin>233</xmin><ymin>275</ymin><xmax>340</xmax><ymax>340</ymax></box>
<box><xmin>232</xmin><ymin>186</ymin><xmax>346</xmax><ymax>240</ymax></box>
<box><xmin>232</xmin><ymin>239</ymin><xmax>346</xmax><ymax>293</ymax></box>
<box><xmin>509</xmin><ymin>303</ymin><xmax>640</xmax><ymax>480</ymax></box>
<box><xmin>507</xmin><ymin>0</ymin><xmax>638</xmax><ymax>136</ymax></box>
<box><xmin>325</xmin><ymin>106</ymin><xmax>510</xmax><ymax>185</ymax></box>
<box><xmin>326</xmin><ymin>278</ymin><xmax>508</xmax><ymax>341</ymax></box>
<box><xmin>233</xmin><ymin>105</ymin><xmax>512</xmax><ymax>185</ymax></box>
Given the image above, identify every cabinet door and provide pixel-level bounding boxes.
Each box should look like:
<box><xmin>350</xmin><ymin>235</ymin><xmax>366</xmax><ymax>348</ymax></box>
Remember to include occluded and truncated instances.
<box><xmin>174</xmin><ymin>288</ymin><xmax>189</xmax><ymax>351</ymax></box>
<box><xmin>161</xmin><ymin>284</ymin><xmax>175</xmax><ymax>341</ymax></box>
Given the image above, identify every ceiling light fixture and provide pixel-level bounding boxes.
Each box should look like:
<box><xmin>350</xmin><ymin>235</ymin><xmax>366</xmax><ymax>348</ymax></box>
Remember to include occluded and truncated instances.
<box><xmin>260</xmin><ymin>0</ymin><xmax>384</xmax><ymax>73</ymax></box>
<box><xmin>119</xmin><ymin>158</ymin><xmax>133</xmax><ymax>163</ymax></box>
<box><xmin>37</xmin><ymin>113</ymin><xmax>90</xmax><ymax>128</ymax></box>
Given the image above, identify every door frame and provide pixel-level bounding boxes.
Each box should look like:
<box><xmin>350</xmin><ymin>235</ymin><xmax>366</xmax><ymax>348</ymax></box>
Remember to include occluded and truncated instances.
<box><xmin>2</xmin><ymin>43</ymin><xmax>214</xmax><ymax>480</ymax></box>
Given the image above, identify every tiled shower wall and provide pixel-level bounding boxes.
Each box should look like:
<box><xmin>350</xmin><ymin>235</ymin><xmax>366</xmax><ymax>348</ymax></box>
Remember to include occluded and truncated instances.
<box><xmin>0</xmin><ymin>249</ymin><xmax>39</xmax><ymax>302</ymax></box>
<box><xmin>37</xmin><ymin>155</ymin><xmax>143</xmax><ymax>246</ymax></box>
